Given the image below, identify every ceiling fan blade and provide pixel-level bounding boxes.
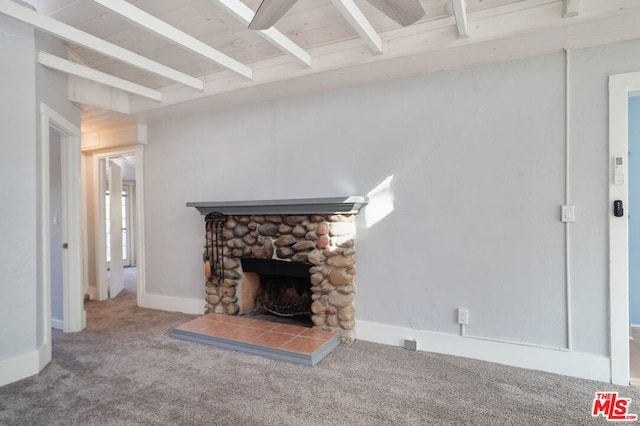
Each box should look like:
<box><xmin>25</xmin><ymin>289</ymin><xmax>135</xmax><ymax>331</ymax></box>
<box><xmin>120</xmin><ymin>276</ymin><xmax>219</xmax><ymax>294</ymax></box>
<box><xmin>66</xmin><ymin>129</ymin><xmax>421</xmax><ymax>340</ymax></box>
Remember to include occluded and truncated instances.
<box><xmin>248</xmin><ymin>0</ymin><xmax>298</xmax><ymax>30</ymax></box>
<box><xmin>367</xmin><ymin>0</ymin><xmax>425</xmax><ymax>26</ymax></box>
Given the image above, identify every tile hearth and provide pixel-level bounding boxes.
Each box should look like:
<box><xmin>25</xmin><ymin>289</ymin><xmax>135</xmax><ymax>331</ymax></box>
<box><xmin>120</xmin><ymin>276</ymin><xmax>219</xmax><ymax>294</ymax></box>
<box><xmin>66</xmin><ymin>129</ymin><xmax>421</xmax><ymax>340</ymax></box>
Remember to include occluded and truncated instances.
<box><xmin>171</xmin><ymin>314</ymin><xmax>340</xmax><ymax>366</ymax></box>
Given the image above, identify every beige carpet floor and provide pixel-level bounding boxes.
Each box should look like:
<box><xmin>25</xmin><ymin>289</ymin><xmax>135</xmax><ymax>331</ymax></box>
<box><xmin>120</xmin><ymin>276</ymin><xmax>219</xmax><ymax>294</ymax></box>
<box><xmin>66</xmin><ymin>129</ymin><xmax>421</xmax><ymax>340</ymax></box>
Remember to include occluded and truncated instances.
<box><xmin>0</xmin><ymin>276</ymin><xmax>638</xmax><ymax>425</ymax></box>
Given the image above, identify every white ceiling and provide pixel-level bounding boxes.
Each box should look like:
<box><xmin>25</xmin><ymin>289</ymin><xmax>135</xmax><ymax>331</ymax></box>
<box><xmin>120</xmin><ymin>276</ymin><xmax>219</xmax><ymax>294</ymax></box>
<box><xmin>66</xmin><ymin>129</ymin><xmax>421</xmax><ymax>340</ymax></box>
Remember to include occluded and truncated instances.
<box><xmin>10</xmin><ymin>0</ymin><xmax>640</xmax><ymax>133</ymax></box>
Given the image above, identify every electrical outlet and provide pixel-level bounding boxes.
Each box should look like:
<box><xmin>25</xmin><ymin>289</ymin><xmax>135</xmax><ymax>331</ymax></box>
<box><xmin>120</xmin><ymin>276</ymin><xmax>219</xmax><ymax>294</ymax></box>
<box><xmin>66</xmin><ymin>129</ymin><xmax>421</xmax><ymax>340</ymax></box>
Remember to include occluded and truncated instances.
<box><xmin>458</xmin><ymin>308</ymin><xmax>469</xmax><ymax>325</ymax></box>
<box><xmin>404</xmin><ymin>339</ymin><xmax>417</xmax><ymax>351</ymax></box>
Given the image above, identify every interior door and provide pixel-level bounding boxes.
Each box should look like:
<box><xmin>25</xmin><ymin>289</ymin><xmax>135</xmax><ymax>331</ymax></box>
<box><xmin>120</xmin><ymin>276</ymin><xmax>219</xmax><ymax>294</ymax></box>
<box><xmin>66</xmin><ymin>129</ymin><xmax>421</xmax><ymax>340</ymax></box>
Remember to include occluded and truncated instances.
<box><xmin>122</xmin><ymin>183</ymin><xmax>133</xmax><ymax>267</ymax></box>
<box><xmin>108</xmin><ymin>161</ymin><xmax>124</xmax><ymax>298</ymax></box>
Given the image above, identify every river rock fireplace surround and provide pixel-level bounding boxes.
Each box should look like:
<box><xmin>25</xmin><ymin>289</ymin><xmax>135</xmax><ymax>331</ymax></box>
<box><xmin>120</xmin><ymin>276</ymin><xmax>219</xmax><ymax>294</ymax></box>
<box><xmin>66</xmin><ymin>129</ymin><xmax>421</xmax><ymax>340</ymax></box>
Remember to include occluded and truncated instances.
<box><xmin>187</xmin><ymin>197</ymin><xmax>368</xmax><ymax>342</ymax></box>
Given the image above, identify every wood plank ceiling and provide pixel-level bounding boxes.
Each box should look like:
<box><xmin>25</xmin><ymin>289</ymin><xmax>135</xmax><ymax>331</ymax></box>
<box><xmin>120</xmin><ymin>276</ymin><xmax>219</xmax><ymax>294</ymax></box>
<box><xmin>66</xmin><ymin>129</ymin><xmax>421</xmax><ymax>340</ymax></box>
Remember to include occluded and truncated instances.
<box><xmin>4</xmin><ymin>0</ymin><xmax>640</xmax><ymax>133</ymax></box>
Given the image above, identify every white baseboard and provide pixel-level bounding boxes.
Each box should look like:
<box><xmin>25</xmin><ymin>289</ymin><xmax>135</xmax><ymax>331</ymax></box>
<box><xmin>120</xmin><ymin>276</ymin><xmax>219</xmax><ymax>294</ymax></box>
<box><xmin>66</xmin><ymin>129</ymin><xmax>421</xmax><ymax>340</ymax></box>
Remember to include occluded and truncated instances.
<box><xmin>139</xmin><ymin>292</ymin><xmax>203</xmax><ymax>315</ymax></box>
<box><xmin>85</xmin><ymin>285</ymin><xmax>98</xmax><ymax>300</ymax></box>
<box><xmin>38</xmin><ymin>341</ymin><xmax>51</xmax><ymax>370</ymax></box>
<box><xmin>51</xmin><ymin>318</ymin><xmax>64</xmax><ymax>330</ymax></box>
<box><xmin>356</xmin><ymin>320</ymin><xmax>611</xmax><ymax>383</ymax></box>
<box><xmin>0</xmin><ymin>349</ymin><xmax>40</xmax><ymax>387</ymax></box>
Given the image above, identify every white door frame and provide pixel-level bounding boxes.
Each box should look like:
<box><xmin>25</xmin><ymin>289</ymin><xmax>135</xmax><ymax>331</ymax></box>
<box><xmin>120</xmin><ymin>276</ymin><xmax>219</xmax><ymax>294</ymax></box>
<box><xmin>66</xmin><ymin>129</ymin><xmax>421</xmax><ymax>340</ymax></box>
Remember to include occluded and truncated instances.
<box><xmin>92</xmin><ymin>146</ymin><xmax>146</xmax><ymax>305</ymax></box>
<box><xmin>609</xmin><ymin>71</ymin><xmax>640</xmax><ymax>385</ymax></box>
<box><xmin>39</xmin><ymin>103</ymin><xmax>83</xmax><ymax>368</ymax></box>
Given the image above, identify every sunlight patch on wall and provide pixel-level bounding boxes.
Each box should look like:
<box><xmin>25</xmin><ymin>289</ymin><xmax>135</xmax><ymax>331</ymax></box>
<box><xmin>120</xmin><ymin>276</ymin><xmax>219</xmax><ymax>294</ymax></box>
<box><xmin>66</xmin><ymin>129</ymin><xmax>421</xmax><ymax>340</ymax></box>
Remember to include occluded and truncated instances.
<box><xmin>365</xmin><ymin>175</ymin><xmax>394</xmax><ymax>228</ymax></box>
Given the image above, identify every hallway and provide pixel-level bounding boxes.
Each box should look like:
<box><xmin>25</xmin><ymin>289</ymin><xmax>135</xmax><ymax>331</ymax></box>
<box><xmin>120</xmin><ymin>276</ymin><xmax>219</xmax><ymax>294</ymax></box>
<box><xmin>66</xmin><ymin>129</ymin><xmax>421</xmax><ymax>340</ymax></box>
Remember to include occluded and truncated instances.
<box><xmin>123</xmin><ymin>266</ymin><xmax>137</xmax><ymax>294</ymax></box>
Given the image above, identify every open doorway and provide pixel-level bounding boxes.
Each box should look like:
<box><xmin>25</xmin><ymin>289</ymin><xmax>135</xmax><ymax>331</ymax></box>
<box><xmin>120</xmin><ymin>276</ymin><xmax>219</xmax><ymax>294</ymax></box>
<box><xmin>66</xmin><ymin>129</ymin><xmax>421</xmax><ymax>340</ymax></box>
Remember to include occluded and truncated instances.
<box><xmin>104</xmin><ymin>156</ymin><xmax>137</xmax><ymax>297</ymax></box>
<box><xmin>39</xmin><ymin>103</ymin><xmax>84</xmax><ymax>370</ymax></box>
<box><xmin>609</xmin><ymin>71</ymin><xmax>640</xmax><ymax>386</ymax></box>
<box><xmin>92</xmin><ymin>147</ymin><xmax>145</xmax><ymax>304</ymax></box>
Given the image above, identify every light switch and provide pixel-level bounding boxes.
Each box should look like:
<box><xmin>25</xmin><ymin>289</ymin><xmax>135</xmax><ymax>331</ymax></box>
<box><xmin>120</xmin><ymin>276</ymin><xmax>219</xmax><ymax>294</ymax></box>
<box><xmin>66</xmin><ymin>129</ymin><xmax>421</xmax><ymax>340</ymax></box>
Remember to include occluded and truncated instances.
<box><xmin>561</xmin><ymin>205</ymin><xmax>575</xmax><ymax>223</ymax></box>
<box><xmin>615</xmin><ymin>157</ymin><xmax>624</xmax><ymax>185</ymax></box>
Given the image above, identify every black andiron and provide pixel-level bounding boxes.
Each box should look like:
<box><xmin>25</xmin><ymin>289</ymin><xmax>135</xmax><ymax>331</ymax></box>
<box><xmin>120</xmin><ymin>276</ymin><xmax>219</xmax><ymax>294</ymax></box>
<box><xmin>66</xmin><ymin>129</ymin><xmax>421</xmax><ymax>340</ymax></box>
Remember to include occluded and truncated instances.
<box><xmin>204</xmin><ymin>212</ymin><xmax>226</xmax><ymax>286</ymax></box>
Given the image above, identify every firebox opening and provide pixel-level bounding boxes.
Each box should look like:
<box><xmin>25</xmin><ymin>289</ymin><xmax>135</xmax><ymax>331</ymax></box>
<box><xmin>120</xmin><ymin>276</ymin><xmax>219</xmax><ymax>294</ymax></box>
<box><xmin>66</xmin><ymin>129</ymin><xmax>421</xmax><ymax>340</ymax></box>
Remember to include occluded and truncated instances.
<box><xmin>240</xmin><ymin>259</ymin><xmax>313</xmax><ymax>328</ymax></box>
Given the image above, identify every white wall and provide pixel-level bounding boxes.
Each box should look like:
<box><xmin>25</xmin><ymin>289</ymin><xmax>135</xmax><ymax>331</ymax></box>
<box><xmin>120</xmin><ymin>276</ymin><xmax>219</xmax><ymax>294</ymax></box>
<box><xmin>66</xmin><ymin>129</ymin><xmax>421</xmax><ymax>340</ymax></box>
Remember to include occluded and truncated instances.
<box><xmin>83</xmin><ymin>153</ymin><xmax>97</xmax><ymax>295</ymax></box>
<box><xmin>0</xmin><ymin>14</ymin><xmax>38</xmax><ymax>362</ymax></box>
<box><xmin>147</xmin><ymin>53</ymin><xmax>569</xmax><ymax>342</ymax></box>
<box><xmin>0</xmin><ymin>17</ymin><xmax>80</xmax><ymax>386</ymax></box>
<box><xmin>569</xmin><ymin>40</ymin><xmax>640</xmax><ymax>357</ymax></box>
<box><xmin>143</xmin><ymin>38</ymin><xmax>640</xmax><ymax>380</ymax></box>
<box><xmin>50</xmin><ymin>128</ymin><xmax>63</xmax><ymax>327</ymax></box>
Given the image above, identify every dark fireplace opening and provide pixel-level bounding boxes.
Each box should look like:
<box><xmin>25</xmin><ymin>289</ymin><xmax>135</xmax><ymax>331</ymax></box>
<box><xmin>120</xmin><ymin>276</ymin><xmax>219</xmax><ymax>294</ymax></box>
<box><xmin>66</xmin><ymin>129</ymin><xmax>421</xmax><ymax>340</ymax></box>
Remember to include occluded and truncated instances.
<box><xmin>258</xmin><ymin>274</ymin><xmax>312</xmax><ymax>316</ymax></box>
<box><xmin>240</xmin><ymin>259</ymin><xmax>313</xmax><ymax>328</ymax></box>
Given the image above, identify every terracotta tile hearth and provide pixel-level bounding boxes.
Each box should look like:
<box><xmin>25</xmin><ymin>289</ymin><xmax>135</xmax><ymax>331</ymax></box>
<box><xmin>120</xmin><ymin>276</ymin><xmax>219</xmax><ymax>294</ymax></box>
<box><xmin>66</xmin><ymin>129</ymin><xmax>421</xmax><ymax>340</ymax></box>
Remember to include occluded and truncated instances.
<box><xmin>171</xmin><ymin>314</ymin><xmax>339</xmax><ymax>366</ymax></box>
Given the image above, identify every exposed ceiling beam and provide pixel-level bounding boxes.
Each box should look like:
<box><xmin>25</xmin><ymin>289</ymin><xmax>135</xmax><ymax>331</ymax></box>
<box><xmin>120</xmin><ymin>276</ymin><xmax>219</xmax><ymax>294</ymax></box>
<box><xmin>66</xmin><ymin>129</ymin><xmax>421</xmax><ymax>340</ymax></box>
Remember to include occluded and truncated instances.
<box><xmin>211</xmin><ymin>0</ymin><xmax>311</xmax><ymax>67</ymax></box>
<box><xmin>367</xmin><ymin>0</ymin><xmax>425</xmax><ymax>26</ymax></box>
<box><xmin>0</xmin><ymin>0</ymin><xmax>204</xmax><ymax>90</ymax></box>
<box><xmin>90</xmin><ymin>0</ymin><xmax>252</xmax><ymax>80</ymax></box>
<box><xmin>332</xmin><ymin>0</ymin><xmax>382</xmax><ymax>54</ymax></box>
<box><xmin>248</xmin><ymin>0</ymin><xmax>297</xmax><ymax>30</ymax></box>
<box><xmin>563</xmin><ymin>0</ymin><xmax>580</xmax><ymax>18</ymax></box>
<box><xmin>450</xmin><ymin>0</ymin><xmax>469</xmax><ymax>38</ymax></box>
<box><xmin>38</xmin><ymin>51</ymin><xmax>162</xmax><ymax>102</ymax></box>
<box><xmin>69</xmin><ymin>76</ymin><xmax>131</xmax><ymax>115</ymax></box>
<box><xmin>83</xmin><ymin>0</ymin><xmax>640</xmax><ymax>130</ymax></box>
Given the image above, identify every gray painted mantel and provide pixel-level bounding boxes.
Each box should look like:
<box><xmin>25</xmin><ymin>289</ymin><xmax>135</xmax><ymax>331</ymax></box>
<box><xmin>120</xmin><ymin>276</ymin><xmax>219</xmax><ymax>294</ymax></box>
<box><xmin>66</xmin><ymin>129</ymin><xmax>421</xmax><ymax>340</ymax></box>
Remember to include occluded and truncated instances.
<box><xmin>186</xmin><ymin>196</ymin><xmax>368</xmax><ymax>215</ymax></box>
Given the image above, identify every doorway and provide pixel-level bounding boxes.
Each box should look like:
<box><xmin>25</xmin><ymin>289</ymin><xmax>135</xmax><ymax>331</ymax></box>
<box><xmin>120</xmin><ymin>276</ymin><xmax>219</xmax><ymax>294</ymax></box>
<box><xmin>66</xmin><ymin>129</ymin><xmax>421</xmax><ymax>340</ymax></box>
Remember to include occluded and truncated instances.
<box><xmin>609</xmin><ymin>71</ymin><xmax>640</xmax><ymax>386</ymax></box>
<box><xmin>92</xmin><ymin>147</ymin><xmax>145</xmax><ymax>304</ymax></box>
<box><xmin>39</xmin><ymin>103</ymin><xmax>83</xmax><ymax>369</ymax></box>
<box><xmin>106</xmin><ymin>164</ymin><xmax>136</xmax><ymax>268</ymax></box>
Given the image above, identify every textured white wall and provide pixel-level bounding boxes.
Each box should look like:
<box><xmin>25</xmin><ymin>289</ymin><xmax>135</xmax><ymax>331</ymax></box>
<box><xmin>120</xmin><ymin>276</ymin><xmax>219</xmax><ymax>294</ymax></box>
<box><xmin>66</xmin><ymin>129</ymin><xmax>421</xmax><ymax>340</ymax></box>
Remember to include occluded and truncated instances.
<box><xmin>83</xmin><ymin>154</ymin><xmax>97</xmax><ymax>294</ymax></box>
<box><xmin>147</xmin><ymin>52</ymin><xmax>572</xmax><ymax>349</ymax></box>
<box><xmin>144</xmin><ymin>38</ymin><xmax>640</xmax><ymax>360</ymax></box>
<box><xmin>0</xmin><ymin>17</ymin><xmax>80</xmax><ymax>380</ymax></box>
<box><xmin>568</xmin><ymin>39</ymin><xmax>640</xmax><ymax>355</ymax></box>
<box><xmin>49</xmin><ymin>129</ymin><xmax>63</xmax><ymax>325</ymax></box>
<box><xmin>0</xmin><ymin>16</ymin><xmax>38</xmax><ymax>360</ymax></box>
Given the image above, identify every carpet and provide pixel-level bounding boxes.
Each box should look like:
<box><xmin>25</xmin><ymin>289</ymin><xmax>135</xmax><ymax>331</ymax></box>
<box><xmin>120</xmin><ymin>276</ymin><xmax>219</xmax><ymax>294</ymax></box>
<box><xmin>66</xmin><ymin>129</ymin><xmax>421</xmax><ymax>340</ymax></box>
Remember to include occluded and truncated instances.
<box><xmin>0</xmin><ymin>285</ymin><xmax>637</xmax><ymax>425</ymax></box>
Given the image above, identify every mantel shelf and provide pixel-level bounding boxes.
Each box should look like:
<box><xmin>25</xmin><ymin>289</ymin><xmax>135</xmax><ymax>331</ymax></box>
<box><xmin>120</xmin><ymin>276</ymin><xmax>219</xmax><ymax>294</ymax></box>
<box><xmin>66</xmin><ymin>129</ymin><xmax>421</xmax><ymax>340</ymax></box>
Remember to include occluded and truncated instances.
<box><xmin>187</xmin><ymin>196</ymin><xmax>368</xmax><ymax>216</ymax></box>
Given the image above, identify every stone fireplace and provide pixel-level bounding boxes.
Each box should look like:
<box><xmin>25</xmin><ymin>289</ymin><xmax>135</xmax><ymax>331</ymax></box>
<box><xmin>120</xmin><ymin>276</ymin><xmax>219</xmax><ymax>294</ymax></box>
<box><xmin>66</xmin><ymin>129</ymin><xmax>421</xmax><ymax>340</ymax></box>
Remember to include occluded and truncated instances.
<box><xmin>187</xmin><ymin>197</ymin><xmax>368</xmax><ymax>342</ymax></box>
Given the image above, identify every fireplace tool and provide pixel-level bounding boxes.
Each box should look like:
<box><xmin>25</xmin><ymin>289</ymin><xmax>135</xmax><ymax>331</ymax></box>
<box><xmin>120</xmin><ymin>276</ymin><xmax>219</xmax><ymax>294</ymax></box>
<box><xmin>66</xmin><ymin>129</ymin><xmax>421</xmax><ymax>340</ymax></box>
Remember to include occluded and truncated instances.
<box><xmin>205</xmin><ymin>212</ymin><xmax>226</xmax><ymax>285</ymax></box>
